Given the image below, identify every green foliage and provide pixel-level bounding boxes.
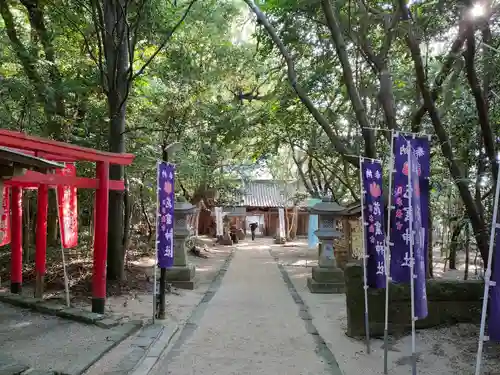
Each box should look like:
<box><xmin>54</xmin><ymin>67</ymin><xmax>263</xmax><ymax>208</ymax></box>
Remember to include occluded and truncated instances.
<box><xmin>1</xmin><ymin>0</ymin><xmax>498</xmax><ymax>267</ymax></box>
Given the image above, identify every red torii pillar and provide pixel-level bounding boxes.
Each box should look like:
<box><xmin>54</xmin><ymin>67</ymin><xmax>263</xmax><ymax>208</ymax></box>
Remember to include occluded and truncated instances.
<box><xmin>10</xmin><ymin>187</ymin><xmax>23</xmax><ymax>293</ymax></box>
<box><xmin>35</xmin><ymin>184</ymin><xmax>49</xmax><ymax>298</ymax></box>
<box><xmin>92</xmin><ymin>161</ymin><xmax>109</xmax><ymax>314</ymax></box>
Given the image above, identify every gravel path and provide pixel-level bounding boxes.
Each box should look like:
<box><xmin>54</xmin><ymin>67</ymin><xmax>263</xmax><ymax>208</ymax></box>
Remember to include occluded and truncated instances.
<box><xmin>150</xmin><ymin>243</ymin><xmax>338</xmax><ymax>375</ymax></box>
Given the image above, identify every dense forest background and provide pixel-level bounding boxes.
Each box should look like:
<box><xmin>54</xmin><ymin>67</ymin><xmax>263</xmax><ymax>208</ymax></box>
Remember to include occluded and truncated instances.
<box><xmin>0</xmin><ymin>0</ymin><xmax>498</xmax><ymax>282</ymax></box>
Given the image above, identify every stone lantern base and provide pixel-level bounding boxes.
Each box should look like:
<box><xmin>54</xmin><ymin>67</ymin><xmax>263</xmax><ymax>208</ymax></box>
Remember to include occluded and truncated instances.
<box><xmin>274</xmin><ymin>236</ymin><xmax>286</xmax><ymax>244</ymax></box>
<box><xmin>220</xmin><ymin>233</ymin><xmax>233</xmax><ymax>246</ymax></box>
<box><xmin>165</xmin><ymin>265</ymin><xmax>196</xmax><ymax>290</ymax></box>
<box><xmin>307</xmin><ymin>266</ymin><xmax>345</xmax><ymax>294</ymax></box>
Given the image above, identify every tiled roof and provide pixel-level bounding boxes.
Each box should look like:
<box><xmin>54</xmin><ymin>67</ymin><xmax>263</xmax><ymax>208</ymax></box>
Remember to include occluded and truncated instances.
<box><xmin>243</xmin><ymin>181</ymin><xmax>286</xmax><ymax>207</ymax></box>
<box><xmin>0</xmin><ymin>147</ymin><xmax>64</xmax><ymax>172</ymax></box>
<box><xmin>221</xmin><ymin>180</ymin><xmax>311</xmax><ymax>208</ymax></box>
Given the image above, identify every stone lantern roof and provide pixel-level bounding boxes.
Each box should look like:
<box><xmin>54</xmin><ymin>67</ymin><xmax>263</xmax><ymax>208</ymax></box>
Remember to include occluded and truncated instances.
<box><xmin>308</xmin><ymin>197</ymin><xmax>348</xmax><ymax>216</ymax></box>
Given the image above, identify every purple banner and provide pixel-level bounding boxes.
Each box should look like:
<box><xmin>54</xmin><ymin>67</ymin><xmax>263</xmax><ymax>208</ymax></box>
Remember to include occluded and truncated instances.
<box><xmin>390</xmin><ymin>134</ymin><xmax>430</xmax><ymax>282</ymax></box>
<box><xmin>415</xmin><ymin>136</ymin><xmax>431</xmax><ymax>276</ymax></box>
<box><xmin>488</xmin><ymin>228</ymin><xmax>500</xmax><ymax>341</ymax></box>
<box><xmin>361</xmin><ymin>159</ymin><xmax>386</xmax><ymax>288</ymax></box>
<box><xmin>409</xmin><ymin>148</ymin><xmax>428</xmax><ymax>319</ymax></box>
<box><xmin>157</xmin><ymin>162</ymin><xmax>175</xmax><ymax>268</ymax></box>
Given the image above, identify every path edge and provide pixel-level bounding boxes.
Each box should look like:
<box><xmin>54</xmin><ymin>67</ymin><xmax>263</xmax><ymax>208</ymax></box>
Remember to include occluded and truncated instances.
<box><xmin>129</xmin><ymin>247</ymin><xmax>237</xmax><ymax>375</ymax></box>
<box><xmin>0</xmin><ymin>292</ymin><xmax>122</xmax><ymax>328</ymax></box>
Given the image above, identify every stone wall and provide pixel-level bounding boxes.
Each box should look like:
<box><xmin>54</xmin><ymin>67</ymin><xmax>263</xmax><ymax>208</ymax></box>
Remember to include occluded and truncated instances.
<box><xmin>344</xmin><ymin>263</ymin><xmax>483</xmax><ymax>337</ymax></box>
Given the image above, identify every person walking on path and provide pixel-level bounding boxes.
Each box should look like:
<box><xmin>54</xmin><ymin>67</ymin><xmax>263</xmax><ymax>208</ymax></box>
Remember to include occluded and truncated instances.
<box><xmin>250</xmin><ymin>222</ymin><xmax>258</xmax><ymax>241</ymax></box>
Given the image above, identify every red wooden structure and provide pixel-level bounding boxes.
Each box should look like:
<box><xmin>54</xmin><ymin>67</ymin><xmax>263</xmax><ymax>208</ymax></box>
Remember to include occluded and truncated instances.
<box><xmin>0</xmin><ymin>130</ymin><xmax>134</xmax><ymax>314</ymax></box>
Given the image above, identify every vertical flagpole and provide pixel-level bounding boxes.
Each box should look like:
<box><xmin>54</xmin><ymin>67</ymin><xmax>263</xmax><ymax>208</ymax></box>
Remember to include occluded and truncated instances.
<box><xmin>407</xmin><ymin>140</ymin><xmax>417</xmax><ymax>375</ymax></box>
<box><xmin>384</xmin><ymin>130</ymin><xmax>395</xmax><ymax>374</ymax></box>
<box><xmin>152</xmin><ymin>161</ymin><xmax>160</xmax><ymax>323</ymax></box>
<box><xmin>474</xmin><ymin>162</ymin><xmax>500</xmax><ymax>375</ymax></box>
<box><xmin>359</xmin><ymin>157</ymin><xmax>371</xmax><ymax>354</ymax></box>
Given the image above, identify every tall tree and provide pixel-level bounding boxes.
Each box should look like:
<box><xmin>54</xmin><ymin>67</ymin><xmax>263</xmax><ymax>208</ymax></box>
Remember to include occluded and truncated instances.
<box><xmin>87</xmin><ymin>0</ymin><xmax>198</xmax><ymax>279</ymax></box>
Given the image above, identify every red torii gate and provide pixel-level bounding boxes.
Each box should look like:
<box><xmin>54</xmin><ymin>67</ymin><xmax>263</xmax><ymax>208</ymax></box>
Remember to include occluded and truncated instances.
<box><xmin>0</xmin><ymin>129</ymin><xmax>135</xmax><ymax>314</ymax></box>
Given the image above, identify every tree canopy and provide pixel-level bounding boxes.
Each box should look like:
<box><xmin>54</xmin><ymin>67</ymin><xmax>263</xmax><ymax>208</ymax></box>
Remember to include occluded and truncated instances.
<box><xmin>0</xmin><ymin>0</ymin><xmax>498</xmax><ymax>276</ymax></box>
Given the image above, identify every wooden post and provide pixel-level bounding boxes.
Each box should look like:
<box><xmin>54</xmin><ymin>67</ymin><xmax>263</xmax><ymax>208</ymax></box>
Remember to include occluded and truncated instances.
<box><xmin>285</xmin><ymin>207</ymin><xmax>289</xmax><ymax>239</ymax></box>
<box><xmin>35</xmin><ymin>184</ymin><xmax>49</xmax><ymax>298</ymax></box>
<box><xmin>92</xmin><ymin>162</ymin><xmax>109</xmax><ymax>313</ymax></box>
<box><xmin>11</xmin><ymin>187</ymin><xmax>23</xmax><ymax>293</ymax></box>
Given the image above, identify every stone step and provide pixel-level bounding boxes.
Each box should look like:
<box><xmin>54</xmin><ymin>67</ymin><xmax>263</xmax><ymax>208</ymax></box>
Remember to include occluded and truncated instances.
<box><xmin>21</xmin><ymin>369</ymin><xmax>56</xmax><ymax>375</ymax></box>
<box><xmin>307</xmin><ymin>277</ymin><xmax>345</xmax><ymax>294</ymax></box>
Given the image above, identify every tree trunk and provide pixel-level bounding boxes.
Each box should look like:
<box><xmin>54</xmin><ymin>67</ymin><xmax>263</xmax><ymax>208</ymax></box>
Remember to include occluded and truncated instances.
<box><xmin>103</xmin><ymin>0</ymin><xmax>130</xmax><ymax>281</ymax></box>
<box><xmin>321</xmin><ymin>0</ymin><xmax>376</xmax><ymax>158</ymax></box>
<box><xmin>140</xmin><ymin>177</ymin><xmax>153</xmax><ymax>241</ymax></box>
<box><xmin>449</xmin><ymin>223</ymin><xmax>463</xmax><ymax>270</ymax></box>
<box><xmin>464</xmin><ymin>223</ymin><xmax>470</xmax><ymax>280</ymax></box>
<box><xmin>89</xmin><ymin>201</ymin><xmax>95</xmax><ymax>246</ymax></box>
<box><xmin>106</xmin><ymin>128</ymin><xmax>126</xmax><ymax>280</ymax></box>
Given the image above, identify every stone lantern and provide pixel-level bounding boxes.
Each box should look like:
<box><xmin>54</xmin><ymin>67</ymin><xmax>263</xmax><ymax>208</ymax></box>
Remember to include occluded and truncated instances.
<box><xmin>165</xmin><ymin>200</ymin><xmax>197</xmax><ymax>289</ymax></box>
<box><xmin>307</xmin><ymin>197</ymin><xmax>346</xmax><ymax>294</ymax></box>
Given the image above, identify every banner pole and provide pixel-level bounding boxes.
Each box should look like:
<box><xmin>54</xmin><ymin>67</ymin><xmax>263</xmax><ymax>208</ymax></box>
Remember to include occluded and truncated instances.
<box><xmin>407</xmin><ymin>141</ymin><xmax>417</xmax><ymax>375</ymax></box>
<box><xmin>54</xmin><ymin>186</ymin><xmax>70</xmax><ymax>308</ymax></box>
<box><xmin>153</xmin><ymin>161</ymin><xmax>160</xmax><ymax>323</ymax></box>
<box><xmin>474</xmin><ymin>163</ymin><xmax>500</xmax><ymax>375</ymax></box>
<box><xmin>359</xmin><ymin>157</ymin><xmax>371</xmax><ymax>354</ymax></box>
<box><xmin>383</xmin><ymin>130</ymin><xmax>395</xmax><ymax>373</ymax></box>
<box><xmin>158</xmin><ymin>160</ymin><xmax>167</xmax><ymax>320</ymax></box>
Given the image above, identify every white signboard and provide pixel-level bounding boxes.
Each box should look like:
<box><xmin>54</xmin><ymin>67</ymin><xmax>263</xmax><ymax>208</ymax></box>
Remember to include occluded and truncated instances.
<box><xmin>214</xmin><ymin>207</ymin><xmax>222</xmax><ymax>236</ymax></box>
<box><xmin>278</xmin><ymin>208</ymin><xmax>286</xmax><ymax>239</ymax></box>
